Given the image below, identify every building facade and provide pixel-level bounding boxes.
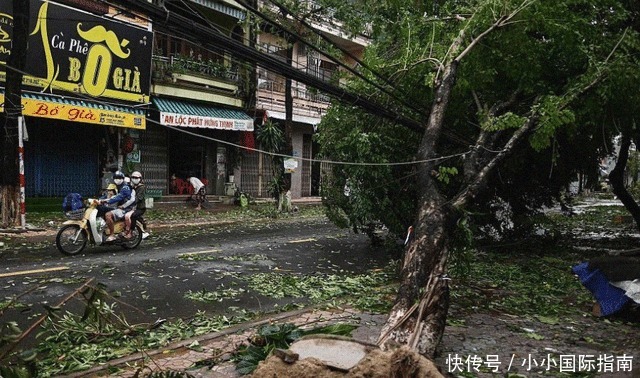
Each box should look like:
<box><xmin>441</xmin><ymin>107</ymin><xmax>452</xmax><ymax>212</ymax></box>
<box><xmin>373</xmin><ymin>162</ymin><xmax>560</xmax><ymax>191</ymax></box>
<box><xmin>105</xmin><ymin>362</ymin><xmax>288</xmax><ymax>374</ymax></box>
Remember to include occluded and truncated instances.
<box><xmin>143</xmin><ymin>0</ymin><xmax>254</xmax><ymax>198</ymax></box>
<box><xmin>8</xmin><ymin>0</ymin><xmax>367</xmax><ymax>204</ymax></box>
<box><xmin>245</xmin><ymin>0</ymin><xmax>369</xmax><ymax>199</ymax></box>
<box><xmin>0</xmin><ymin>0</ymin><xmax>152</xmax><ymax>198</ymax></box>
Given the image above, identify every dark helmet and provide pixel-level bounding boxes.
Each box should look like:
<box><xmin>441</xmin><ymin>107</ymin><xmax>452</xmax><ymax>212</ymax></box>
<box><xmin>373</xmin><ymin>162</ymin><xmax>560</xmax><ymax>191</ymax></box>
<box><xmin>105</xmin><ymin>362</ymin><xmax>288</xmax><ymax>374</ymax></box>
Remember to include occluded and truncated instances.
<box><xmin>113</xmin><ymin>171</ymin><xmax>125</xmax><ymax>180</ymax></box>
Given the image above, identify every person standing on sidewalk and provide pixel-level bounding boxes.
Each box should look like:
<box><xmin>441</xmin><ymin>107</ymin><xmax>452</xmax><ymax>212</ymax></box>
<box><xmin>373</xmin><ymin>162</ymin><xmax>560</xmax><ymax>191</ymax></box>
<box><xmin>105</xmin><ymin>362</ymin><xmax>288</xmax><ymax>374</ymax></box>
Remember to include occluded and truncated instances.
<box><xmin>123</xmin><ymin>171</ymin><xmax>146</xmax><ymax>239</ymax></box>
<box><xmin>188</xmin><ymin>176</ymin><xmax>206</xmax><ymax>210</ymax></box>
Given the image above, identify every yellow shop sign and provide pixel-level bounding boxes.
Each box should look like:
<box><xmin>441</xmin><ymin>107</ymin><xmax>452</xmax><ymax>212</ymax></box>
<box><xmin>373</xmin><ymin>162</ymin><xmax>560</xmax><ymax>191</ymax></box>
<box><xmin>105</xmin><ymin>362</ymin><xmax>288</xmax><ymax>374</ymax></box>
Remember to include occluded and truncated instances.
<box><xmin>0</xmin><ymin>93</ymin><xmax>146</xmax><ymax>129</ymax></box>
<box><xmin>0</xmin><ymin>1</ymin><xmax>152</xmax><ymax>103</ymax></box>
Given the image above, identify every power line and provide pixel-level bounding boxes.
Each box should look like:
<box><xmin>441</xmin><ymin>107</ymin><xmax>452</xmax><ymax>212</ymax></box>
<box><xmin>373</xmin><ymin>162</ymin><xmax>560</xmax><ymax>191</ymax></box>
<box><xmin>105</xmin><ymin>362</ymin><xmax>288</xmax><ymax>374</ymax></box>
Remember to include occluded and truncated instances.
<box><xmin>147</xmin><ymin>0</ymin><xmax>476</xmax><ymax>149</ymax></box>
<box><xmin>2</xmin><ymin>62</ymin><xmax>473</xmax><ymax>168</ymax></box>
<box><xmin>232</xmin><ymin>0</ymin><xmax>429</xmax><ymax>119</ymax></box>
<box><xmin>104</xmin><ymin>0</ymin><xmax>425</xmax><ymax>131</ymax></box>
<box><xmin>17</xmin><ymin>1</ymin><xmax>477</xmax><ymax>152</ymax></box>
<box><xmin>155</xmin><ymin>118</ymin><xmax>471</xmax><ymax>167</ymax></box>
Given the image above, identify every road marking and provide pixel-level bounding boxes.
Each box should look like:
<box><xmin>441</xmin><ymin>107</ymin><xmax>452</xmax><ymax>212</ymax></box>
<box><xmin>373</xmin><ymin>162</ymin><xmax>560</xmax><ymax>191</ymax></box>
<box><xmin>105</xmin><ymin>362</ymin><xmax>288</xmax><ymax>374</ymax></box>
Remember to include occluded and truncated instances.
<box><xmin>177</xmin><ymin>249</ymin><xmax>221</xmax><ymax>257</ymax></box>
<box><xmin>288</xmin><ymin>238</ymin><xmax>317</xmax><ymax>244</ymax></box>
<box><xmin>0</xmin><ymin>266</ymin><xmax>69</xmax><ymax>278</ymax></box>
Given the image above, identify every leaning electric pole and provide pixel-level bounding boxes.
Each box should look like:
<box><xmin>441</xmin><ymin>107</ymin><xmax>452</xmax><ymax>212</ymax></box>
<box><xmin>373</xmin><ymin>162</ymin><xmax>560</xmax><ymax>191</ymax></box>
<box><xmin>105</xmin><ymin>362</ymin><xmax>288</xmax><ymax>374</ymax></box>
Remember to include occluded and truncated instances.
<box><xmin>0</xmin><ymin>0</ymin><xmax>28</xmax><ymax>228</ymax></box>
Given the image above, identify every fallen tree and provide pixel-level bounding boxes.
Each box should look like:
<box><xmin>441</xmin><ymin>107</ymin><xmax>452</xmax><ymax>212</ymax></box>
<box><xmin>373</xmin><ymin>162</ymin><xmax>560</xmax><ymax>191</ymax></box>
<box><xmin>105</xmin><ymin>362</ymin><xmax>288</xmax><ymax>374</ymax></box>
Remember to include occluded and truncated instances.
<box><xmin>318</xmin><ymin>0</ymin><xmax>637</xmax><ymax>357</ymax></box>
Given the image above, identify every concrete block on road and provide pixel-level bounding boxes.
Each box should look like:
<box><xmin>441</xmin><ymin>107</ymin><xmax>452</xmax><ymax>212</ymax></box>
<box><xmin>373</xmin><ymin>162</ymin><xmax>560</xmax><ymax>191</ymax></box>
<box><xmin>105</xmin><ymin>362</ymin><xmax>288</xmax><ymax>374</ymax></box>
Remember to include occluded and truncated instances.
<box><xmin>289</xmin><ymin>335</ymin><xmax>378</xmax><ymax>371</ymax></box>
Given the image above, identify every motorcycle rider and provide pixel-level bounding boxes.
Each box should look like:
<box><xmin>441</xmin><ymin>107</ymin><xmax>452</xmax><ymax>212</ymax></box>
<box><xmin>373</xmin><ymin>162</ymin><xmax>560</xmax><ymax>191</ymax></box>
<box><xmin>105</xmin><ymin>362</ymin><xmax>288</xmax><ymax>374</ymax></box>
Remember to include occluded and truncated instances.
<box><xmin>100</xmin><ymin>171</ymin><xmax>134</xmax><ymax>242</ymax></box>
<box><xmin>123</xmin><ymin>171</ymin><xmax>146</xmax><ymax>240</ymax></box>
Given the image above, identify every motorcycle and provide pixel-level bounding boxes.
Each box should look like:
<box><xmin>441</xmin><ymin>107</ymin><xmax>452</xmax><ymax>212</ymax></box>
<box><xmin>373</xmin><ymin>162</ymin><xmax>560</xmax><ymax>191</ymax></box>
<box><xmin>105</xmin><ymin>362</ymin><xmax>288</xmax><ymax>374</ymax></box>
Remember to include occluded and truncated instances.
<box><xmin>56</xmin><ymin>199</ymin><xmax>144</xmax><ymax>255</ymax></box>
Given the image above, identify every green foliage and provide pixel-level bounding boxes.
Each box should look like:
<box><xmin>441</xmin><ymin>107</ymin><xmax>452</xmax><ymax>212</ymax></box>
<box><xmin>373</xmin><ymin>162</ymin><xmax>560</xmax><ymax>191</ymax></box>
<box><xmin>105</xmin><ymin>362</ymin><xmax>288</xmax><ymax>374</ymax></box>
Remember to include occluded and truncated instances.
<box><xmin>481</xmin><ymin>112</ymin><xmax>526</xmax><ymax>132</ymax></box>
<box><xmin>256</xmin><ymin>120</ymin><xmax>287</xmax><ymax>201</ymax></box>
<box><xmin>530</xmin><ymin>96</ymin><xmax>576</xmax><ymax>152</ymax></box>
<box><xmin>0</xmin><ymin>320</ymin><xmax>36</xmax><ymax>378</ymax></box>
<box><xmin>185</xmin><ymin>287</ymin><xmax>246</xmax><ymax>303</ymax></box>
<box><xmin>436</xmin><ymin>166</ymin><xmax>459</xmax><ymax>185</ymax></box>
<box><xmin>168</xmin><ymin>54</ymin><xmax>229</xmax><ymax>79</ymax></box>
<box><xmin>28</xmin><ymin>293</ymin><xmax>253</xmax><ymax>377</ymax></box>
<box><xmin>317</xmin><ymin>111</ymin><xmax>419</xmax><ymax>237</ymax></box>
<box><xmin>265</xmin><ymin>176</ymin><xmax>285</xmax><ymax>201</ymax></box>
<box><xmin>315</xmin><ymin>0</ymin><xmax>638</xmax><ymax>236</ymax></box>
<box><xmin>448</xmin><ymin>202</ymin><xmax>632</xmax><ymax>318</ymax></box>
<box><xmin>451</xmin><ymin>248</ymin><xmax>593</xmax><ymax>318</ymax></box>
<box><xmin>256</xmin><ymin>120</ymin><xmax>284</xmax><ymax>155</ymax></box>
<box><xmin>234</xmin><ymin>323</ymin><xmax>301</xmax><ymax>375</ymax></box>
<box><xmin>241</xmin><ymin>260</ymin><xmax>398</xmax><ymax>312</ymax></box>
<box><xmin>0</xmin><ymin>322</ymin><xmax>22</xmax><ymax>345</ymax></box>
<box><xmin>0</xmin><ymin>365</ymin><xmax>34</xmax><ymax>378</ymax></box>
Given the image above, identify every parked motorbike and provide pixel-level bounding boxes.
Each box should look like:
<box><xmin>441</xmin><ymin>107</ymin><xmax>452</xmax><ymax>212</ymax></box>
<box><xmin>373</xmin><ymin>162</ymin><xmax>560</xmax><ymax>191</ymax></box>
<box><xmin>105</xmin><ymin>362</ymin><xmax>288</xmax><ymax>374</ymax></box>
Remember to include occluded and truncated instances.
<box><xmin>56</xmin><ymin>199</ymin><xmax>143</xmax><ymax>255</ymax></box>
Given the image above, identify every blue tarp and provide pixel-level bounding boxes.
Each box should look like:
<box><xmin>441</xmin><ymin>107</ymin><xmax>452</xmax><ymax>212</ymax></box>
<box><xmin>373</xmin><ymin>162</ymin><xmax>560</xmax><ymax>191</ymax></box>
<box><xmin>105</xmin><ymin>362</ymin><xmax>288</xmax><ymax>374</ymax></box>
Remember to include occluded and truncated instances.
<box><xmin>572</xmin><ymin>262</ymin><xmax>629</xmax><ymax>316</ymax></box>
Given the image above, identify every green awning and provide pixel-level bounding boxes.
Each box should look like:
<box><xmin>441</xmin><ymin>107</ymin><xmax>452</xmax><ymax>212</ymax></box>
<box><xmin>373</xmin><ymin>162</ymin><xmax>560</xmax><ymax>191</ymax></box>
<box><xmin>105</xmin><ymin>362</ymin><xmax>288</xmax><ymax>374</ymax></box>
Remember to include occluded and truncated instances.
<box><xmin>153</xmin><ymin>97</ymin><xmax>253</xmax><ymax>131</ymax></box>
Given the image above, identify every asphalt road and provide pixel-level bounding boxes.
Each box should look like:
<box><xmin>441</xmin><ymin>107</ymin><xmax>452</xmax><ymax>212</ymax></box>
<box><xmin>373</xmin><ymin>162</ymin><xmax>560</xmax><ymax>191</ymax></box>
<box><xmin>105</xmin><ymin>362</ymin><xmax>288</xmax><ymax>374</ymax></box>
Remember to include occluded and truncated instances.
<box><xmin>0</xmin><ymin>216</ymin><xmax>393</xmax><ymax>342</ymax></box>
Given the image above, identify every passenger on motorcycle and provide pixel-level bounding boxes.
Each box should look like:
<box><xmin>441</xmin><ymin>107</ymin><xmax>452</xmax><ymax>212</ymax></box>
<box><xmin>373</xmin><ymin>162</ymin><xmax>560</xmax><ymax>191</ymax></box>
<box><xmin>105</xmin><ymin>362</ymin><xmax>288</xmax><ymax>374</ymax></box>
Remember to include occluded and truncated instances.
<box><xmin>97</xmin><ymin>183</ymin><xmax>118</xmax><ymax>218</ymax></box>
<box><xmin>100</xmin><ymin>171</ymin><xmax>135</xmax><ymax>242</ymax></box>
<box><xmin>123</xmin><ymin>171</ymin><xmax>146</xmax><ymax>240</ymax></box>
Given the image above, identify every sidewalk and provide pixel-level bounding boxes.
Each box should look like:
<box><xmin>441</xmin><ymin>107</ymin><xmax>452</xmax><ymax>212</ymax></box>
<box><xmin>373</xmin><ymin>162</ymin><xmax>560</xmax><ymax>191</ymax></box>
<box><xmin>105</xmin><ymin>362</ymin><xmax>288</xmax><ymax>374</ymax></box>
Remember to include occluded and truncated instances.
<box><xmin>0</xmin><ymin>196</ymin><xmax>323</xmax><ymax>245</ymax></box>
<box><xmin>66</xmin><ymin>306</ymin><xmax>387</xmax><ymax>378</ymax></box>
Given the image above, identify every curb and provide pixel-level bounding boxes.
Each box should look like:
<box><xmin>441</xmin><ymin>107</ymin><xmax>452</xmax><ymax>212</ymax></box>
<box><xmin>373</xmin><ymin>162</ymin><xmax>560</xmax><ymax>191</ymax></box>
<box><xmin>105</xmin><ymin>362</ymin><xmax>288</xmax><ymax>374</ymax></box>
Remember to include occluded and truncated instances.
<box><xmin>0</xmin><ymin>200</ymin><xmax>323</xmax><ymax>245</ymax></box>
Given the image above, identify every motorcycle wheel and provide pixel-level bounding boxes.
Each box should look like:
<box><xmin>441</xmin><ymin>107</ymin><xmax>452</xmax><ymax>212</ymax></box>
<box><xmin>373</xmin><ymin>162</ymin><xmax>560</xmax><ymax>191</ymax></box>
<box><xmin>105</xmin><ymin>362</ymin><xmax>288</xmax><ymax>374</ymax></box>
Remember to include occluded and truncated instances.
<box><xmin>122</xmin><ymin>224</ymin><xmax>143</xmax><ymax>249</ymax></box>
<box><xmin>56</xmin><ymin>224</ymin><xmax>88</xmax><ymax>255</ymax></box>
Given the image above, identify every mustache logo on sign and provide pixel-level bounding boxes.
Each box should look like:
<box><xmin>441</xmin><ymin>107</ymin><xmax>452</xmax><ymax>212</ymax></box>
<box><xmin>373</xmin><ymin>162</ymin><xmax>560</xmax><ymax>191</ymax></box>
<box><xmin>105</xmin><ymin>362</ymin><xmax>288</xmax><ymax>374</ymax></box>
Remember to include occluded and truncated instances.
<box><xmin>77</xmin><ymin>24</ymin><xmax>130</xmax><ymax>59</ymax></box>
<box><xmin>0</xmin><ymin>26</ymin><xmax>8</xmax><ymax>43</ymax></box>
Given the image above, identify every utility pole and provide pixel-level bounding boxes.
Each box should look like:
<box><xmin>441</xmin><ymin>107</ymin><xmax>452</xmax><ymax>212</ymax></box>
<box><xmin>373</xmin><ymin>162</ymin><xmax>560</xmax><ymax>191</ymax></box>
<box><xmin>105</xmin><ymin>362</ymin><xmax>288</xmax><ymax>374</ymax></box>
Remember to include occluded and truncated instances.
<box><xmin>0</xmin><ymin>0</ymin><xmax>28</xmax><ymax>228</ymax></box>
<box><xmin>281</xmin><ymin>35</ymin><xmax>294</xmax><ymax>211</ymax></box>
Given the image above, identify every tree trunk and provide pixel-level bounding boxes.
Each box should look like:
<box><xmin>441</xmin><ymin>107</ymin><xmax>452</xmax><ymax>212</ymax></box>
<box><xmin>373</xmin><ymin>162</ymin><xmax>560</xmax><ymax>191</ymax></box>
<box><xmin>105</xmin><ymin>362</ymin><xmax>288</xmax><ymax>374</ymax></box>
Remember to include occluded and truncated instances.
<box><xmin>378</xmin><ymin>44</ymin><xmax>461</xmax><ymax>359</ymax></box>
<box><xmin>609</xmin><ymin>132</ymin><xmax>640</xmax><ymax>229</ymax></box>
<box><xmin>378</xmin><ymin>191</ymin><xmax>453</xmax><ymax>357</ymax></box>
<box><xmin>0</xmin><ymin>187</ymin><xmax>19</xmax><ymax>228</ymax></box>
<box><xmin>377</xmin><ymin>13</ymin><xmax>531</xmax><ymax>356</ymax></box>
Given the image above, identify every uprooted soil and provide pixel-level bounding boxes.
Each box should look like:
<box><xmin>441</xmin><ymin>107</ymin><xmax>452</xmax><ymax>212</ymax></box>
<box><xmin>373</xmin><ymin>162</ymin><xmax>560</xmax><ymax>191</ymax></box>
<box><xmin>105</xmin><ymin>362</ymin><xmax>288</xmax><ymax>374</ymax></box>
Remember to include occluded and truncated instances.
<box><xmin>252</xmin><ymin>346</ymin><xmax>444</xmax><ymax>378</ymax></box>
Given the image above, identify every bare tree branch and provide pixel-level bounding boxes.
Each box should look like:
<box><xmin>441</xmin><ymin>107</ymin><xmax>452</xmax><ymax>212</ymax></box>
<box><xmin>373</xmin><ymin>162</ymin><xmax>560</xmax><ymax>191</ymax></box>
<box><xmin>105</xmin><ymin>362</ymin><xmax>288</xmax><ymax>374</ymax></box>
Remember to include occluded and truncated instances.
<box><xmin>453</xmin><ymin>114</ymin><xmax>539</xmax><ymax>209</ymax></box>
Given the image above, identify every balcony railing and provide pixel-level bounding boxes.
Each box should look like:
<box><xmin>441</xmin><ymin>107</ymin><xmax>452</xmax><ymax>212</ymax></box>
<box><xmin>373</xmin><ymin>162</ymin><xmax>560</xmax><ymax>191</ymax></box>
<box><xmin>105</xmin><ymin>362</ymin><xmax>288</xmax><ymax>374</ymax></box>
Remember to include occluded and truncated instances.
<box><xmin>152</xmin><ymin>55</ymin><xmax>239</xmax><ymax>83</ymax></box>
<box><xmin>306</xmin><ymin>66</ymin><xmax>337</xmax><ymax>83</ymax></box>
<box><xmin>257</xmin><ymin>78</ymin><xmax>331</xmax><ymax>103</ymax></box>
<box><xmin>256</xmin><ymin>43</ymin><xmax>339</xmax><ymax>83</ymax></box>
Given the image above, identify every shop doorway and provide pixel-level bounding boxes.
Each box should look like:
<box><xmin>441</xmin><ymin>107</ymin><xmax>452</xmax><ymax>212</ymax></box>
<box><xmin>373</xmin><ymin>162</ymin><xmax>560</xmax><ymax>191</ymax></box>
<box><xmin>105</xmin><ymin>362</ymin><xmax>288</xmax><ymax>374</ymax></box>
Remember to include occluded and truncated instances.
<box><xmin>25</xmin><ymin>121</ymin><xmax>100</xmax><ymax>197</ymax></box>
<box><xmin>168</xmin><ymin>130</ymin><xmax>206</xmax><ymax>193</ymax></box>
<box><xmin>302</xmin><ymin>134</ymin><xmax>321</xmax><ymax>197</ymax></box>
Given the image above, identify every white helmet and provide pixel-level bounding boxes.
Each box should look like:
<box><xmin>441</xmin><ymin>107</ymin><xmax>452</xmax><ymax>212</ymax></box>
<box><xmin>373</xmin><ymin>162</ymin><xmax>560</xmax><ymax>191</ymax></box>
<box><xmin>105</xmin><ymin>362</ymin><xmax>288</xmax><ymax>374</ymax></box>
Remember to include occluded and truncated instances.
<box><xmin>131</xmin><ymin>171</ymin><xmax>142</xmax><ymax>185</ymax></box>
